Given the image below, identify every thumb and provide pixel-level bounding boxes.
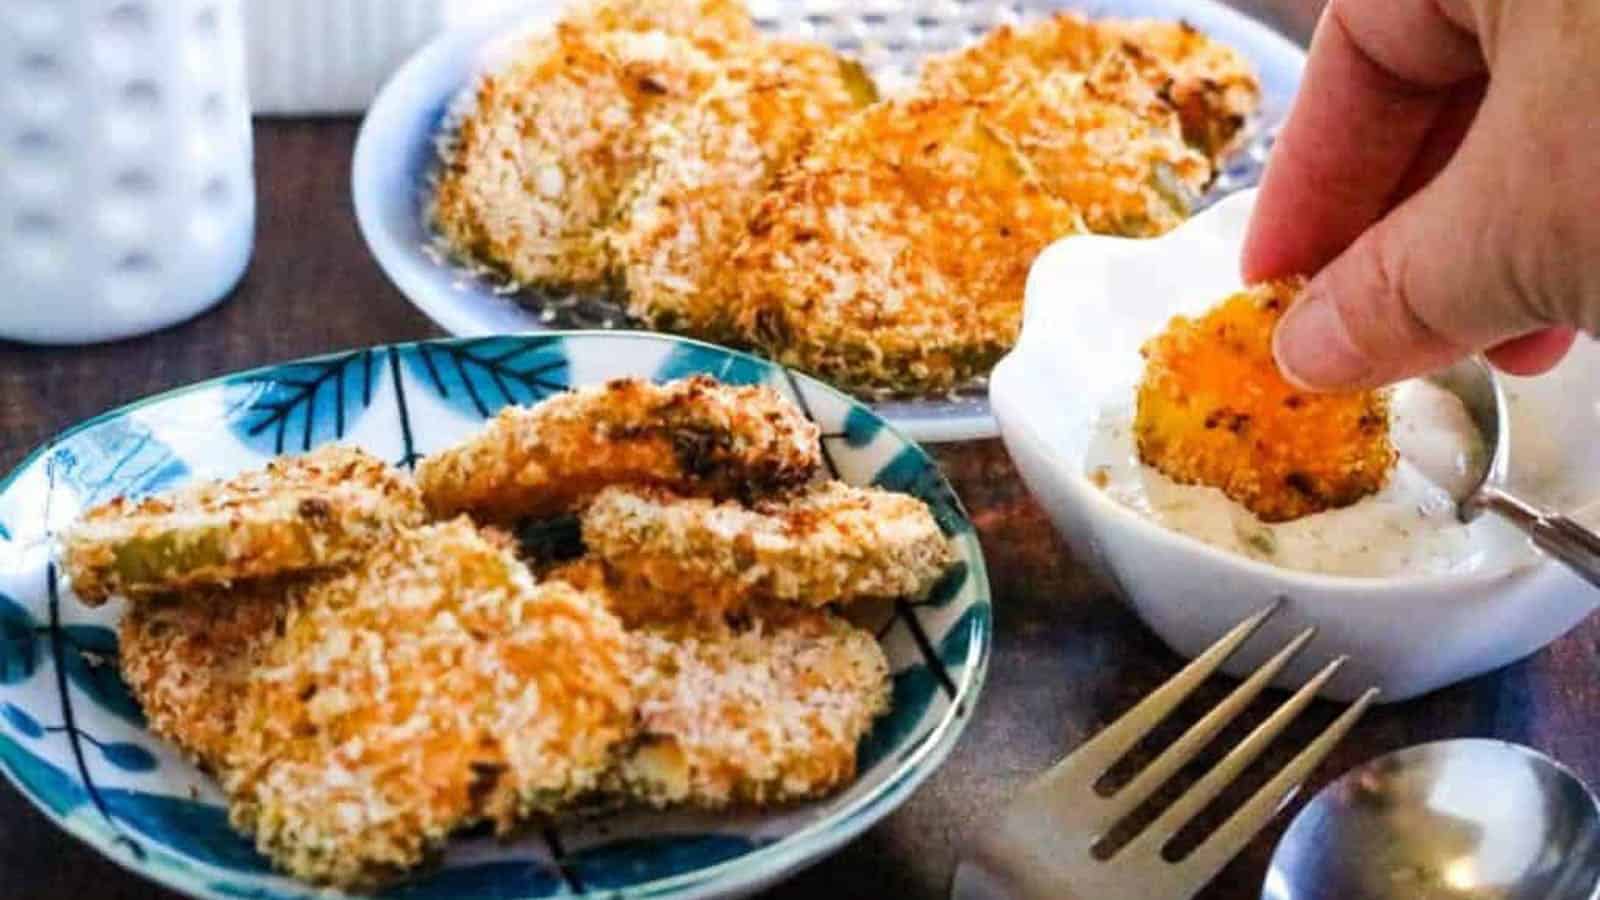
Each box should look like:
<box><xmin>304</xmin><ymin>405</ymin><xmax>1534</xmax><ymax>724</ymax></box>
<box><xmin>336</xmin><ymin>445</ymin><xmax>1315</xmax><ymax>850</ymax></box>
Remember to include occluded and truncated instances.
<box><xmin>1271</xmin><ymin>127</ymin><xmax>1550</xmax><ymax>391</ymax></box>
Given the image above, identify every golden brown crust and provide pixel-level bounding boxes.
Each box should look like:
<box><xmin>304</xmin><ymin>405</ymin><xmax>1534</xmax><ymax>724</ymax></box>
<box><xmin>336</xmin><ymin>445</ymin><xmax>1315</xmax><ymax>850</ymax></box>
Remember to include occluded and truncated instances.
<box><xmin>577</xmin><ymin>482</ymin><xmax>953</xmax><ymax>625</ymax></box>
<box><xmin>618</xmin><ymin>612</ymin><xmax>890</xmax><ymax>809</ymax></box>
<box><xmin>416</xmin><ymin>376</ymin><xmax>822</xmax><ymax>523</ymax></box>
<box><xmin>62</xmin><ymin>445</ymin><xmax>424</xmax><ymax>604</ymax></box>
<box><xmin>920</xmin><ymin>12</ymin><xmax>1260</xmax><ymax>163</ymax></box>
<box><xmin>561</xmin><ymin>0</ymin><xmax>758</xmax><ymax>53</ymax></box>
<box><xmin>730</xmin><ymin>95</ymin><xmax>1084</xmax><ymax>393</ymax></box>
<box><xmin>223</xmin><ymin>518</ymin><xmax>635</xmax><ymax>888</ymax></box>
<box><xmin>611</xmin><ymin>40</ymin><xmax>875</xmax><ymax>342</ymax></box>
<box><xmin>1134</xmin><ymin>278</ymin><xmax>1397</xmax><ymax>522</ymax></box>
<box><xmin>118</xmin><ymin>580</ymin><xmax>297</xmax><ymax>771</ymax></box>
<box><xmin>430</xmin><ymin>25</ymin><xmax>722</xmax><ymax>291</ymax></box>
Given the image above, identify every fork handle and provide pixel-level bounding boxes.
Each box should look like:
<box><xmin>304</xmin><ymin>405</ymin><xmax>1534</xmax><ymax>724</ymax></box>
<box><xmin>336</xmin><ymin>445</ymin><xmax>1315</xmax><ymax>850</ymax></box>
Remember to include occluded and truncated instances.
<box><xmin>1472</xmin><ymin>486</ymin><xmax>1600</xmax><ymax>590</ymax></box>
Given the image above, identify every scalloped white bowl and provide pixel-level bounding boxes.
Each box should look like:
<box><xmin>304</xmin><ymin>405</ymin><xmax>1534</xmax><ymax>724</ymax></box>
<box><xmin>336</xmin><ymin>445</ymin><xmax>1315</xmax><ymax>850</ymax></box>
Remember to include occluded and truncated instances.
<box><xmin>991</xmin><ymin>189</ymin><xmax>1600</xmax><ymax>702</ymax></box>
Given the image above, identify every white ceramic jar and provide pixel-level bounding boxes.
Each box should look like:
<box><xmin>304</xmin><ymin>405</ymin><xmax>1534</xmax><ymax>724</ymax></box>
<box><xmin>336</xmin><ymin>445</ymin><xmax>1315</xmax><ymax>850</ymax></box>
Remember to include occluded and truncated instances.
<box><xmin>1</xmin><ymin>0</ymin><xmax>255</xmax><ymax>345</ymax></box>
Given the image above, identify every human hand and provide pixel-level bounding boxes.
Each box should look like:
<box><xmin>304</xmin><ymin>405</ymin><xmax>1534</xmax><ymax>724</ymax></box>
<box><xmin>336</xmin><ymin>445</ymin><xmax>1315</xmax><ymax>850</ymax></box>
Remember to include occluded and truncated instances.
<box><xmin>1242</xmin><ymin>0</ymin><xmax>1600</xmax><ymax>390</ymax></box>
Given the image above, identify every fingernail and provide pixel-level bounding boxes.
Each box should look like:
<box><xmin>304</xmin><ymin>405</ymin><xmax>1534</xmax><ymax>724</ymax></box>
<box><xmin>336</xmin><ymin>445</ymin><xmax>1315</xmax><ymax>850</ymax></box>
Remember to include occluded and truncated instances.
<box><xmin>1273</xmin><ymin>287</ymin><xmax>1371</xmax><ymax>391</ymax></box>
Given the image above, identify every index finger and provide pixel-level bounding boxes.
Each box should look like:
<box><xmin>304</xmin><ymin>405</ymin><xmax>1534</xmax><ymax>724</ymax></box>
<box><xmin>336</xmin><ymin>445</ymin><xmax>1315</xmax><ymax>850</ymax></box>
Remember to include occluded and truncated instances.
<box><xmin>1242</xmin><ymin>0</ymin><xmax>1485</xmax><ymax>282</ymax></box>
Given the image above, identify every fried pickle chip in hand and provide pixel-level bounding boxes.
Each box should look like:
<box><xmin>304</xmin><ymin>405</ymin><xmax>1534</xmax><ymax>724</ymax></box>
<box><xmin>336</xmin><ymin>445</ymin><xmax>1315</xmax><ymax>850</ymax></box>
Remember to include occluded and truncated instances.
<box><xmin>1134</xmin><ymin>278</ymin><xmax>1396</xmax><ymax>522</ymax></box>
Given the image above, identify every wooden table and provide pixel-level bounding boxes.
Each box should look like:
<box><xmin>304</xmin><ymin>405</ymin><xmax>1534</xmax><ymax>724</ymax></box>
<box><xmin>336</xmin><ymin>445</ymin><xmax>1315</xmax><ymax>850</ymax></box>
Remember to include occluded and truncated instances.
<box><xmin>6</xmin><ymin>54</ymin><xmax>1600</xmax><ymax>900</ymax></box>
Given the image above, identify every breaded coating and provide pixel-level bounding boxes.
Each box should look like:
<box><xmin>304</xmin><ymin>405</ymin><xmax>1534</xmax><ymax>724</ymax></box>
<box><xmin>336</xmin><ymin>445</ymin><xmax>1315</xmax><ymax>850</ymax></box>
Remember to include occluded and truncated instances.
<box><xmin>731</xmin><ymin>96</ymin><xmax>1083</xmax><ymax>393</ymax></box>
<box><xmin>619</xmin><ymin>612</ymin><xmax>890</xmax><ymax>809</ymax></box>
<box><xmin>1099</xmin><ymin>19</ymin><xmax>1262</xmax><ymax>161</ymax></box>
<box><xmin>986</xmin><ymin>59</ymin><xmax>1211</xmax><ymax>237</ymax></box>
<box><xmin>430</xmin><ymin>26</ymin><xmax>720</xmax><ymax>291</ymax></box>
<box><xmin>920</xmin><ymin>12</ymin><xmax>1259</xmax><ymax>162</ymax></box>
<box><xmin>118</xmin><ymin>580</ymin><xmax>294</xmax><ymax>771</ymax></box>
<box><xmin>1135</xmin><ymin>279</ymin><xmax>1396</xmax><ymax>522</ymax></box>
<box><xmin>563</xmin><ymin>0</ymin><xmax>758</xmax><ymax>54</ymax></box>
<box><xmin>416</xmin><ymin>376</ymin><xmax>822</xmax><ymax>523</ymax></box>
<box><xmin>224</xmin><ymin>519</ymin><xmax>635</xmax><ymax>888</ymax></box>
<box><xmin>578</xmin><ymin>482</ymin><xmax>953</xmax><ymax>625</ymax></box>
<box><xmin>611</xmin><ymin>41</ymin><xmax>876</xmax><ymax>342</ymax></box>
<box><xmin>62</xmin><ymin>445</ymin><xmax>424</xmax><ymax>605</ymax></box>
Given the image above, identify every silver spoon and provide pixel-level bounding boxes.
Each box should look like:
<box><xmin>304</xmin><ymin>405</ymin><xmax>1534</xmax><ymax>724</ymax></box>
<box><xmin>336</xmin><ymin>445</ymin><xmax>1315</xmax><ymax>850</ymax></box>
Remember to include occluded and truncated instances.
<box><xmin>1421</xmin><ymin>357</ymin><xmax>1600</xmax><ymax>588</ymax></box>
<box><xmin>1263</xmin><ymin>739</ymin><xmax>1600</xmax><ymax>900</ymax></box>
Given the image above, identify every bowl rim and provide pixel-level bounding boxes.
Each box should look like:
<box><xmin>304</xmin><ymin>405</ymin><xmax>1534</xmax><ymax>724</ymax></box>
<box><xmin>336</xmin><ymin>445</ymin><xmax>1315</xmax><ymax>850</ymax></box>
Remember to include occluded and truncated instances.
<box><xmin>0</xmin><ymin>330</ymin><xmax>994</xmax><ymax>900</ymax></box>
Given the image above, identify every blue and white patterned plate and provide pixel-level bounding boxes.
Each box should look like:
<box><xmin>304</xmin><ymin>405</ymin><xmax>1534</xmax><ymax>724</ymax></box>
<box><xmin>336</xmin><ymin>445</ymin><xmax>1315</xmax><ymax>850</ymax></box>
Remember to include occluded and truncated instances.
<box><xmin>0</xmin><ymin>332</ymin><xmax>991</xmax><ymax>899</ymax></box>
<box><xmin>351</xmin><ymin>0</ymin><xmax>1307</xmax><ymax>443</ymax></box>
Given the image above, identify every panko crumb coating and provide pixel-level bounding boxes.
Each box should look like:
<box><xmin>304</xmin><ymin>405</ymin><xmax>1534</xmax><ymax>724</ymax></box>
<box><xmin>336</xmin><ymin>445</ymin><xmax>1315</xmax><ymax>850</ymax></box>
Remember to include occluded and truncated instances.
<box><xmin>1134</xmin><ymin>278</ymin><xmax>1397</xmax><ymax>523</ymax></box>
<box><xmin>578</xmin><ymin>482</ymin><xmax>953</xmax><ymax>624</ymax></box>
<box><xmin>563</xmin><ymin>0</ymin><xmax>759</xmax><ymax>53</ymax></box>
<box><xmin>618</xmin><ymin>612</ymin><xmax>891</xmax><ymax>809</ymax></box>
<box><xmin>62</xmin><ymin>444</ymin><xmax>424</xmax><ymax>605</ymax></box>
<box><xmin>416</xmin><ymin>376</ymin><xmax>822</xmax><ymax>523</ymax></box>
<box><xmin>223</xmin><ymin>519</ymin><xmax>635</xmax><ymax>887</ymax></box>
<box><xmin>611</xmin><ymin>40</ymin><xmax>876</xmax><ymax>342</ymax></box>
<box><xmin>920</xmin><ymin>12</ymin><xmax>1260</xmax><ymax>162</ymax></box>
<box><xmin>430</xmin><ymin>25</ymin><xmax>722</xmax><ymax>291</ymax></box>
<box><xmin>118</xmin><ymin>579</ymin><xmax>297</xmax><ymax>771</ymax></box>
<box><xmin>731</xmin><ymin>95</ymin><xmax>1083</xmax><ymax>394</ymax></box>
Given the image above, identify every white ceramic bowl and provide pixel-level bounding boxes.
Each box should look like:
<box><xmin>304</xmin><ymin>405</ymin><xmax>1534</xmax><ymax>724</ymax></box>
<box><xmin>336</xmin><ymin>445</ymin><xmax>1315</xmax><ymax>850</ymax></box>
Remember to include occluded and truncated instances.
<box><xmin>991</xmin><ymin>189</ymin><xmax>1600</xmax><ymax>702</ymax></box>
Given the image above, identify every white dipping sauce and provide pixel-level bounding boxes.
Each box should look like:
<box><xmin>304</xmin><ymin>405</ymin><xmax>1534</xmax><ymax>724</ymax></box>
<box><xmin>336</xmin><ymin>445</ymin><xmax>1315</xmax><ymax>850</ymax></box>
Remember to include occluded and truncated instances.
<box><xmin>1085</xmin><ymin>380</ymin><xmax>1529</xmax><ymax>577</ymax></box>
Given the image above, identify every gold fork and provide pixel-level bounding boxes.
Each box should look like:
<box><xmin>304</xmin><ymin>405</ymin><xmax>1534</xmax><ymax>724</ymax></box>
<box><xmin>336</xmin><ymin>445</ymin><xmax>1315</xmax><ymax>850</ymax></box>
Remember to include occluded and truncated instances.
<box><xmin>952</xmin><ymin>601</ymin><xmax>1378</xmax><ymax>900</ymax></box>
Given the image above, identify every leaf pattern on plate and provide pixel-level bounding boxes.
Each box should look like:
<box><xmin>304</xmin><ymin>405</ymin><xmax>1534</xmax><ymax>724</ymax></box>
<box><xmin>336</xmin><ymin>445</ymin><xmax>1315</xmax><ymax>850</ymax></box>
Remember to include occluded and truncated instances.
<box><xmin>400</xmin><ymin>336</ymin><xmax>569</xmax><ymax>420</ymax></box>
<box><xmin>50</xmin><ymin>417</ymin><xmax>190</xmax><ymax>510</ymax></box>
<box><xmin>225</xmin><ymin>349</ymin><xmax>382</xmax><ymax>455</ymax></box>
<box><xmin>654</xmin><ymin>343</ymin><xmax>772</xmax><ymax>387</ymax></box>
<box><xmin>0</xmin><ymin>593</ymin><xmax>37</xmax><ymax>685</ymax></box>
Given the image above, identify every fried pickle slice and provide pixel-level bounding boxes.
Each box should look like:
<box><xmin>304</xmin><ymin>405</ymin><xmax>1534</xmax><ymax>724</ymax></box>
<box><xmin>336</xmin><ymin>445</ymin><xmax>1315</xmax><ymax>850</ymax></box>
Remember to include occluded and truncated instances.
<box><xmin>118</xmin><ymin>579</ymin><xmax>296</xmax><ymax>771</ymax></box>
<box><xmin>987</xmin><ymin>59</ymin><xmax>1211</xmax><ymax>237</ymax></box>
<box><xmin>62</xmin><ymin>444</ymin><xmax>424</xmax><ymax>605</ymax></box>
<box><xmin>920</xmin><ymin>12</ymin><xmax>1260</xmax><ymax>162</ymax></box>
<box><xmin>576</xmin><ymin>482</ymin><xmax>953</xmax><ymax>625</ymax></box>
<box><xmin>618</xmin><ymin>611</ymin><xmax>890</xmax><ymax>809</ymax></box>
<box><xmin>416</xmin><ymin>376</ymin><xmax>822</xmax><ymax>523</ymax></box>
<box><xmin>731</xmin><ymin>95</ymin><xmax>1083</xmax><ymax>393</ymax></box>
<box><xmin>1134</xmin><ymin>278</ymin><xmax>1396</xmax><ymax>522</ymax></box>
<box><xmin>611</xmin><ymin>40</ymin><xmax>876</xmax><ymax>342</ymax></box>
<box><xmin>223</xmin><ymin>518</ymin><xmax>635</xmax><ymax>888</ymax></box>
<box><xmin>430</xmin><ymin>25</ymin><xmax>720</xmax><ymax>291</ymax></box>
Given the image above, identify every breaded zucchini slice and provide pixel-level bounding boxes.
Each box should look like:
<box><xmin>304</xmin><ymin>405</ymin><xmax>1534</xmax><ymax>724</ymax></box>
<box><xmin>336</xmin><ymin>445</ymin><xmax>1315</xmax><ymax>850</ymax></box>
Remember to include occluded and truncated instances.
<box><xmin>919</xmin><ymin>12</ymin><xmax>1260</xmax><ymax>162</ymax></box>
<box><xmin>430</xmin><ymin>26</ymin><xmax>720</xmax><ymax>291</ymax></box>
<box><xmin>987</xmin><ymin>59</ymin><xmax>1211</xmax><ymax>238</ymax></box>
<box><xmin>611</xmin><ymin>40</ymin><xmax>876</xmax><ymax>342</ymax></box>
<box><xmin>578</xmin><ymin>482</ymin><xmax>953</xmax><ymax>625</ymax></box>
<box><xmin>416</xmin><ymin>376</ymin><xmax>822</xmax><ymax>522</ymax></box>
<box><xmin>62</xmin><ymin>444</ymin><xmax>424</xmax><ymax>605</ymax></box>
<box><xmin>223</xmin><ymin>518</ymin><xmax>635</xmax><ymax>888</ymax></box>
<box><xmin>1134</xmin><ymin>278</ymin><xmax>1396</xmax><ymax>522</ymax></box>
<box><xmin>118</xmin><ymin>579</ymin><xmax>297</xmax><ymax>771</ymax></box>
<box><xmin>731</xmin><ymin>95</ymin><xmax>1083</xmax><ymax>393</ymax></box>
<box><xmin>618</xmin><ymin>611</ymin><xmax>890</xmax><ymax>809</ymax></box>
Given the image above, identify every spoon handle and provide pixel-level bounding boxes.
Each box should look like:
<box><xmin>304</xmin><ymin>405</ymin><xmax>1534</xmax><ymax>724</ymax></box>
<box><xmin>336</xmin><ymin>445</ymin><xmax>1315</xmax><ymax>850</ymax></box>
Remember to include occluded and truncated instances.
<box><xmin>1473</xmin><ymin>487</ymin><xmax>1600</xmax><ymax>590</ymax></box>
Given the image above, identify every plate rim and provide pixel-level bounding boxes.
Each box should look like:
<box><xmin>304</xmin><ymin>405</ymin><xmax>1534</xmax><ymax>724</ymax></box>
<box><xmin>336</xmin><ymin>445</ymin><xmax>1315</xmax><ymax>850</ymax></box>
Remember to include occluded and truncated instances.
<box><xmin>350</xmin><ymin>0</ymin><xmax>1308</xmax><ymax>445</ymax></box>
<box><xmin>0</xmin><ymin>329</ymin><xmax>994</xmax><ymax>900</ymax></box>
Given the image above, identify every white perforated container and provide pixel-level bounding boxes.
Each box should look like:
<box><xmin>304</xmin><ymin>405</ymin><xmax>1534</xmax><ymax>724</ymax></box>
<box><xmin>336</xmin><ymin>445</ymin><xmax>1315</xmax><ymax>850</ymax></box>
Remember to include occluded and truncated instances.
<box><xmin>0</xmin><ymin>0</ymin><xmax>254</xmax><ymax>345</ymax></box>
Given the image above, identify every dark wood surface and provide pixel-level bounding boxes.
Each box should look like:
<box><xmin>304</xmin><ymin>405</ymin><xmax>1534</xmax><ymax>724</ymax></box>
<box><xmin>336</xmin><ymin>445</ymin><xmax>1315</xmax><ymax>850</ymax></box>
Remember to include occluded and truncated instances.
<box><xmin>7</xmin><ymin>74</ymin><xmax>1600</xmax><ymax>900</ymax></box>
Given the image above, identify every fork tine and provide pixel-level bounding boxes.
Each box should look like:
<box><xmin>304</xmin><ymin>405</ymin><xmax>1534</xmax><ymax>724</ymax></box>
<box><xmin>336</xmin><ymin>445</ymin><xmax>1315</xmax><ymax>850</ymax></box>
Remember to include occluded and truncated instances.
<box><xmin>1100</xmin><ymin>626</ymin><xmax>1317</xmax><ymax>823</ymax></box>
<box><xmin>1175</xmin><ymin>687</ymin><xmax>1379</xmax><ymax>886</ymax></box>
<box><xmin>1122</xmin><ymin>653</ymin><xmax>1347</xmax><ymax>858</ymax></box>
<box><xmin>1038</xmin><ymin>601</ymin><xmax>1282</xmax><ymax>790</ymax></box>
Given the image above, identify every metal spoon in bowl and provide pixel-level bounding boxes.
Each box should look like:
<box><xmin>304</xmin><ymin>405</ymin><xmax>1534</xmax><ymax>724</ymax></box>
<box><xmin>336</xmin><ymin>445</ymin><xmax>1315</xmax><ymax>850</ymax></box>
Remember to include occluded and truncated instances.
<box><xmin>1263</xmin><ymin>738</ymin><xmax>1600</xmax><ymax>900</ymax></box>
<box><xmin>1420</xmin><ymin>357</ymin><xmax>1600</xmax><ymax>588</ymax></box>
